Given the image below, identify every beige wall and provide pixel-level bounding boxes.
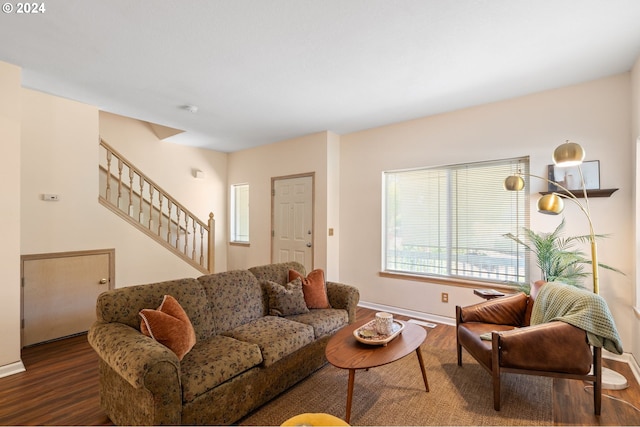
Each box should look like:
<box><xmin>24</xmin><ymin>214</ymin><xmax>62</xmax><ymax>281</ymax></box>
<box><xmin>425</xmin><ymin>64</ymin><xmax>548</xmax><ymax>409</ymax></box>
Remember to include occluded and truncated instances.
<box><xmin>632</xmin><ymin>56</ymin><xmax>640</xmax><ymax>367</ymax></box>
<box><xmin>99</xmin><ymin>112</ymin><xmax>228</xmax><ymax>274</ymax></box>
<box><xmin>20</xmin><ymin>91</ymin><xmax>208</xmax><ymax>287</ymax></box>
<box><xmin>227</xmin><ymin>132</ymin><xmax>339</xmax><ymax>280</ymax></box>
<box><xmin>1</xmin><ymin>66</ymin><xmax>229</xmax><ymax>375</ymax></box>
<box><xmin>326</xmin><ymin>131</ymin><xmax>341</xmax><ymax>278</ymax></box>
<box><xmin>0</xmin><ymin>62</ymin><xmax>23</xmax><ymax>376</ymax></box>
<box><xmin>634</xmin><ymin>56</ymin><xmax>640</xmax><ymax>142</ymax></box>
<box><xmin>340</xmin><ymin>74</ymin><xmax>637</xmax><ymax>355</ymax></box>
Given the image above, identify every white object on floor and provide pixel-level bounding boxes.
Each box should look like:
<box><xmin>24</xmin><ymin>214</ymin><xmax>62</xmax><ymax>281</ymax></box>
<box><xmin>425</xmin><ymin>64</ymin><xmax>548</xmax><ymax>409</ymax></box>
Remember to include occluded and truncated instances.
<box><xmin>602</xmin><ymin>366</ymin><xmax>629</xmax><ymax>390</ymax></box>
<box><xmin>408</xmin><ymin>319</ymin><xmax>437</xmax><ymax>328</ymax></box>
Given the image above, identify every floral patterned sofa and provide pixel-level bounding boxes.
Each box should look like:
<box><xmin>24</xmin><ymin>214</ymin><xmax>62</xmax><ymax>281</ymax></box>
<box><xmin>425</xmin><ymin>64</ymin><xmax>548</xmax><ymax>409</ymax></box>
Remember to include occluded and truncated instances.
<box><xmin>88</xmin><ymin>262</ymin><xmax>359</xmax><ymax>425</ymax></box>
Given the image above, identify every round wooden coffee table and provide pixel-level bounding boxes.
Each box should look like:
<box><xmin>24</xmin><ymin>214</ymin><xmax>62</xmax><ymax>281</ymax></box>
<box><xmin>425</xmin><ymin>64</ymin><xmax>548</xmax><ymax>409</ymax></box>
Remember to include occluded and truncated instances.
<box><xmin>325</xmin><ymin>318</ymin><xmax>429</xmax><ymax>423</ymax></box>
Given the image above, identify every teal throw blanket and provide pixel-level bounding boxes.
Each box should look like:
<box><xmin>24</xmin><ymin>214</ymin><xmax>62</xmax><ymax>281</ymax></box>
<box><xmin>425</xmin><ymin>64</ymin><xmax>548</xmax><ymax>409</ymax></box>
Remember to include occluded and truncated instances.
<box><xmin>530</xmin><ymin>282</ymin><xmax>623</xmax><ymax>355</ymax></box>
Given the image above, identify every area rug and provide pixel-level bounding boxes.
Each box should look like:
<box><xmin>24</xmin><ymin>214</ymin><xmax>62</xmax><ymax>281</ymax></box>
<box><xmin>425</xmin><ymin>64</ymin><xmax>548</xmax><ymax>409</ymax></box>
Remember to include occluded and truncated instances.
<box><xmin>239</xmin><ymin>344</ymin><xmax>552</xmax><ymax>426</ymax></box>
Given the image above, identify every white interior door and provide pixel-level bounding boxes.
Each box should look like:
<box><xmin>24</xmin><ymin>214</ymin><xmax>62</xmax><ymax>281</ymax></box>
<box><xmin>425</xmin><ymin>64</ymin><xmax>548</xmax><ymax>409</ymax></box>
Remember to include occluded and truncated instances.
<box><xmin>22</xmin><ymin>250</ymin><xmax>113</xmax><ymax>346</ymax></box>
<box><xmin>272</xmin><ymin>175</ymin><xmax>314</xmax><ymax>272</ymax></box>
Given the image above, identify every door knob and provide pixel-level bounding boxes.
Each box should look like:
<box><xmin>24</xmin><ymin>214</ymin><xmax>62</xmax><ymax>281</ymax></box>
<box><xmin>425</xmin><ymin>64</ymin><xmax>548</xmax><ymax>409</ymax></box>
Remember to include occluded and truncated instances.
<box><xmin>306</xmin><ymin>243</ymin><xmax>312</xmax><ymax>247</ymax></box>
<box><xmin>99</xmin><ymin>278</ymin><xmax>108</xmax><ymax>285</ymax></box>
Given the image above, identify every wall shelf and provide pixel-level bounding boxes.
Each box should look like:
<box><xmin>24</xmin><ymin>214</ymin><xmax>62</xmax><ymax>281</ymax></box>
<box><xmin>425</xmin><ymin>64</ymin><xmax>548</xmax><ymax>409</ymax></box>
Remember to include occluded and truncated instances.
<box><xmin>538</xmin><ymin>188</ymin><xmax>618</xmax><ymax>198</ymax></box>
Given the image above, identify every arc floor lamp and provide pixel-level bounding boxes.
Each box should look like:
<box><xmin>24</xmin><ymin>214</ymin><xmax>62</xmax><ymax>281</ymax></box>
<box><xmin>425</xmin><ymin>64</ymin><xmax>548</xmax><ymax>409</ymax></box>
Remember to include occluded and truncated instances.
<box><xmin>504</xmin><ymin>140</ymin><xmax>628</xmax><ymax>390</ymax></box>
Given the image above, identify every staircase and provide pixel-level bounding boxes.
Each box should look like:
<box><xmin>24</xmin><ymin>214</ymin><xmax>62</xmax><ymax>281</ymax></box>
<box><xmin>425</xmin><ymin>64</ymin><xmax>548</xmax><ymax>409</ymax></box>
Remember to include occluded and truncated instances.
<box><xmin>98</xmin><ymin>139</ymin><xmax>214</xmax><ymax>274</ymax></box>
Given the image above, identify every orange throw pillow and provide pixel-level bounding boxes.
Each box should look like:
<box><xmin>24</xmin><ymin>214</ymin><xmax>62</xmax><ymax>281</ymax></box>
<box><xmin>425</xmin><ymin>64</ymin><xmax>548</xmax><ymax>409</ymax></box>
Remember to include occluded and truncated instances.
<box><xmin>139</xmin><ymin>295</ymin><xmax>196</xmax><ymax>360</ymax></box>
<box><xmin>289</xmin><ymin>269</ymin><xmax>331</xmax><ymax>309</ymax></box>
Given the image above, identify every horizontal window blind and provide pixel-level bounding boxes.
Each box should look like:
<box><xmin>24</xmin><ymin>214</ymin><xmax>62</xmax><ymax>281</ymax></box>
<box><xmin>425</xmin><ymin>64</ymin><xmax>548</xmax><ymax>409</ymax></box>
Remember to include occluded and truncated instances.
<box><xmin>384</xmin><ymin>157</ymin><xmax>529</xmax><ymax>284</ymax></box>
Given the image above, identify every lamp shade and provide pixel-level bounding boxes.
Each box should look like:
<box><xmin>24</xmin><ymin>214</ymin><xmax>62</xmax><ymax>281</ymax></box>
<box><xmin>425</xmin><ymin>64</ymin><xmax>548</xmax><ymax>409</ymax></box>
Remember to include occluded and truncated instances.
<box><xmin>537</xmin><ymin>193</ymin><xmax>564</xmax><ymax>214</ymax></box>
<box><xmin>553</xmin><ymin>141</ymin><xmax>585</xmax><ymax>167</ymax></box>
<box><xmin>504</xmin><ymin>175</ymin><xmax>525</xmax><ymax>191</ymax></box>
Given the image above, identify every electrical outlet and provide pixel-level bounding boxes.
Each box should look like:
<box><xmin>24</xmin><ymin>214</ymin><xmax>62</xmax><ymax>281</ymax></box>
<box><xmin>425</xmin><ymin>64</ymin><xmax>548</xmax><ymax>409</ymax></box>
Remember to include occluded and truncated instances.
<box><xmin>441</xmin><ymin>292</ymin><xmax>449</xmax><ymax>303</ymax></box>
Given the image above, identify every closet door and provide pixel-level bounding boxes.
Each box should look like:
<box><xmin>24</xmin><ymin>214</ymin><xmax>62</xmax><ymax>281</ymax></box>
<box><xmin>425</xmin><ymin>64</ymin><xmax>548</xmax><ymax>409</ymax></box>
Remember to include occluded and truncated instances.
<box><xmin>21</xmin><ymin>249</ymin><xmax>114</xmax><ymax>346</ymax></box>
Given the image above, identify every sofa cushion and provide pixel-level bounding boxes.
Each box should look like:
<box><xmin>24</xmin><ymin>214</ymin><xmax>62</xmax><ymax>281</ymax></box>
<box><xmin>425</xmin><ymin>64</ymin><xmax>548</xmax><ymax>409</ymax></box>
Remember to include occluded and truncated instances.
<box><xmin>459</xmin><ymin>292</ymin><xmax>528</xmax><ymax>326</ymax></box>
<box><xmin>139</xmin><ymin>295</ymin><xmax>197</xmax><ymax>360</ymax></box>
<box><xmin>249</xmin><ymin>261</ymin><xmax>306</xmax><ymax>285</ymax></box>
<box><xmin>286</xmin><ymin>309</ymin><xmax>348</xmax><ymax>339</ymax></box>
<box><xmin>180</xmin><ymin>335</ymin><xmax>263</xmax><ymax>403</ymax></box>
<box><xmin>95</xmin><ymin>278</ymin><xmax>214</xmax><ymax>340</ymax></box>
<box><xmin>457</xmin><ymin>322</ymin><xmax>517</xmax><ymax>369</ymax></box>
<box><xmin>498</xmin><ymin>321</ymin><xmax>592</xmax><ymax>373</ymax></box>
<box><xmin>289</xmin><ymin>268</ymin><xmax>331</xmax><ymax>309</ymax></box>
<box><xmin>263</xmin><ymin>278</ymin><xmax>309</xmax><ymax>316</ymax></box>
<box><xmin>223</xmin><ymin>316</ymin><xmax>315</xmax><ymax>366</ymax></box>
<box><xmin>197</xmin><ymin>270</ymin><xmax>266</xmax><ymax>334</ymax></box>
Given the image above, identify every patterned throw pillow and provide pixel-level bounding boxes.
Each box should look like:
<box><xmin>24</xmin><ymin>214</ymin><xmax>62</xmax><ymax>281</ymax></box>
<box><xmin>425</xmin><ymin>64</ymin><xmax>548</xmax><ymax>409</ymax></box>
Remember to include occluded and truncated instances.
<box><xmin>139</xmin><ymin>295</ymin><xmax>196</xmax><ymax>360</ymax></box>
<box><xmin>262</xmin><ymin>278</ymin><xmax>310</xmax><ymax>316</ymax></box>
<box><xmin>289</xmin><ymin>268</ymin><xmax>331</xmax><ymax>309</ymax></box>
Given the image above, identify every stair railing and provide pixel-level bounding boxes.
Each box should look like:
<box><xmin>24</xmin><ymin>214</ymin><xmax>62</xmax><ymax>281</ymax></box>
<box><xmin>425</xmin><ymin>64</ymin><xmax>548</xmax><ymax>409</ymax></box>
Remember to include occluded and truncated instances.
<box><xmin>98</xmin><ymin>139</ymin><xmax>214</xmax><ymax>274</ymax></box>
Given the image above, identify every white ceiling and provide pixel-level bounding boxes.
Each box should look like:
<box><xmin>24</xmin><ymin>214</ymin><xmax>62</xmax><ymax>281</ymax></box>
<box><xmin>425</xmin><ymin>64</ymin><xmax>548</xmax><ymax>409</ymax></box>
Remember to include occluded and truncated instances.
<box><xmin>2</xmin><ymin>0</ymin><xmax>640</xmax><ymax>152</ymax></box>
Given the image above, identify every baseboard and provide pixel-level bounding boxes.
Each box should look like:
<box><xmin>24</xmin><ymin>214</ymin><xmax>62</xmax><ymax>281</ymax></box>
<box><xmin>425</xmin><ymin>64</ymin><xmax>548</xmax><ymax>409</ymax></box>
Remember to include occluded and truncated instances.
<box><xmin>629</xmin><ymin>354</ymin><xmax>640</xmax><ymax>386</ymax></box>
<box><xmin>358</xmin><ymin>301</ymin><xmax>640</xmax><ymax>387</ymax></box>
<box><xmin>358</xmin><ymin>301</ymin><xmax>456</xmax><ymax>327</ymax></box>
<box><xmin>0</xmin><ymin>360</ymin><xmax>26</xmax><ymax>379</ymax></box>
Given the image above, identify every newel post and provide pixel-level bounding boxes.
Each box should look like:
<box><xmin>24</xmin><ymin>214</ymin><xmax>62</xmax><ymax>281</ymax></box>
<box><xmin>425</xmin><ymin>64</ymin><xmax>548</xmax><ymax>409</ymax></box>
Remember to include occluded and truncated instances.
<box><xmin>207</xmin><ymin>212</ymin><xmax>215</xmax><ymax>273</ymax></box>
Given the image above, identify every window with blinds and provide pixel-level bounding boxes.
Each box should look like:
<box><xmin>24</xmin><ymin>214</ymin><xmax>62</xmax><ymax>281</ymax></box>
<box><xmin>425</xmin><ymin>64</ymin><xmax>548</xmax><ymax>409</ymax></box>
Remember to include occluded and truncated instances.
<box><xmin>383</xmin><ymin>157</ymin><xmax>530</xmax><ymax>284</ymax></box>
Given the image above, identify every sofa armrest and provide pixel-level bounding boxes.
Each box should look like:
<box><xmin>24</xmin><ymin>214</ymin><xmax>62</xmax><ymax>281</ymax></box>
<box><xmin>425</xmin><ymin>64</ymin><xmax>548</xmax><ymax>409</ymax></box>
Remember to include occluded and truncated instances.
<box><xmin>326</xmin><ymin>281</ymin><xmax>360</xmax><ymax>323</ymax></box>
<box><xmin>496</xmin><ymin>321</ymin><xmax>593</xmax><ymax>373</ymax></box>
<box><xmin>457</xmin><ymin>292</ymin><xmax>528</xmax><ymax>326</ymax></box>
<box><xmin>88</xmin><ymin>321</ymin><xmax>181</xmax><ymax>389</ymax></box>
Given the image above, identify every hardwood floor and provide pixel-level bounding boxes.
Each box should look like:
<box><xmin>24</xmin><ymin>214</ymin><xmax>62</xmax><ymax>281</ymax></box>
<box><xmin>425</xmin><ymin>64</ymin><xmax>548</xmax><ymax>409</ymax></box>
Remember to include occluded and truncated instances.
<box><xmin>373</xmin><ymin>309</ymin><xmax>640</xmax><ymax>427</ymax></box>
<box><xmin>0</xmin><ymin>333</ymin><xmax>111</xmax><ymax>426</ymax></box>
<box><xmin>0</xmin><ymin>308</ymin><xmax>638</xmax><ymax>425</ymax></box>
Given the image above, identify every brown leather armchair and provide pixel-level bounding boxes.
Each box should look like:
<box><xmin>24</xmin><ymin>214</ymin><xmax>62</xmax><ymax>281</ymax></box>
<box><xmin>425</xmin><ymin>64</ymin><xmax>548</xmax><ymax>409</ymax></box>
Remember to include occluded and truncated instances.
<box><xmin>456</xmin><ymin>286</ymin><xmax>601</xmax><ymax>414</ymax></box>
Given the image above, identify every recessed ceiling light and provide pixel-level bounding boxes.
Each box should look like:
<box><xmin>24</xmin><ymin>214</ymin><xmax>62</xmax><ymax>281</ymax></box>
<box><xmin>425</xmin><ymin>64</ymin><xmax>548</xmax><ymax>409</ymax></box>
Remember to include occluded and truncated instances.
<box><xmin>181</xmin><ymin>105</ymin><xmax>199</xmax><ymax>113</ymax></box>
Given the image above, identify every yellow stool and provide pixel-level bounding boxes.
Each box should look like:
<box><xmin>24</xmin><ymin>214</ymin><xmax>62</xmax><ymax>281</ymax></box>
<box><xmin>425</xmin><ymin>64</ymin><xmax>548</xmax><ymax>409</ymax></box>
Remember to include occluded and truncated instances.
<box><xmin>281</xmin><ymin>412</ymin><xmax>350</xmax><ymax>426</ymax></box>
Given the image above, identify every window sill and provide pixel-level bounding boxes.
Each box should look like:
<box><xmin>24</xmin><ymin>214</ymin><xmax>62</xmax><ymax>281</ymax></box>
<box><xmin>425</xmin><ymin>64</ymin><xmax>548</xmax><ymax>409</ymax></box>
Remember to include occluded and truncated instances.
<box><xmin>229</xmin><ymin>241</ymin><xmax>250</xmax><ymax>247</ymax></box>
<box><xmin>379</xmin><ymin>271</ymin><xmax>518</xmax><ymax>292</ymax></box>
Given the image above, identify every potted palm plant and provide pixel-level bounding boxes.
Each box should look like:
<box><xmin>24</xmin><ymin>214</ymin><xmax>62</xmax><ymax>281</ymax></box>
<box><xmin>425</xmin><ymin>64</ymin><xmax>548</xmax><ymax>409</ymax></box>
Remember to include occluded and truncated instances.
<box><xmin>504</xmin><ymin>218</ymin><xmax>623</xmax><ymax>291</ymax></box>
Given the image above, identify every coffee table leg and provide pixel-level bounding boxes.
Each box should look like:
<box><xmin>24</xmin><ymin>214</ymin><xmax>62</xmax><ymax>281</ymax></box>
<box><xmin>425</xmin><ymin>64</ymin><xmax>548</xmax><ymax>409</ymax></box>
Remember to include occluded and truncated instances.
<box><xmin>345</xmin><ymin>369</ymin><xmax>355</xmax><ymax>423</ymax></box>
<box><xmin>415</xmin><ymin>348</ymin><xmax>429</xmax><ymax>392</ymax></box>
